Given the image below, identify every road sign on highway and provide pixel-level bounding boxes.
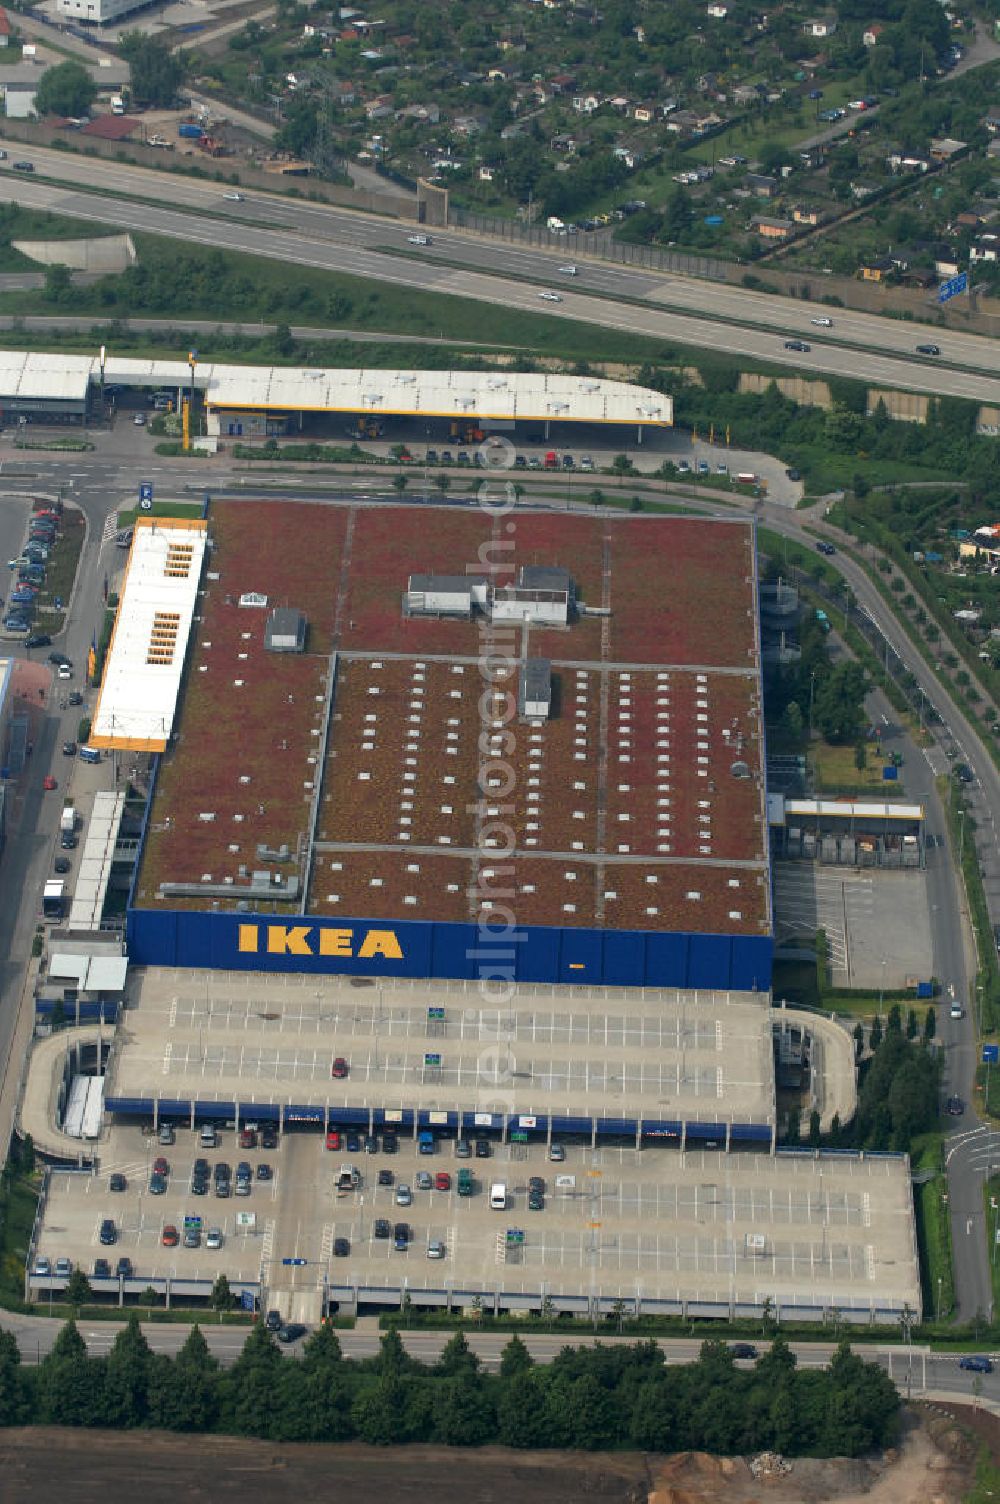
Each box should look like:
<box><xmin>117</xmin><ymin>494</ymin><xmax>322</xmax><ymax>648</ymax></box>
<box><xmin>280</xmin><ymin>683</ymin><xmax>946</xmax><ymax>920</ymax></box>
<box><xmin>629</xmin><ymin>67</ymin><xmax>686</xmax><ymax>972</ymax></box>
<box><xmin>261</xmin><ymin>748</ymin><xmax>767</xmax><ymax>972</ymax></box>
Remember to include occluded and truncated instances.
<box><xmin>984</xmin><ymin>1044</ymin><xmax>1000</xmax><ymax>1064</ymax></box>
<box><xmin>281</xmin><ymin>1257</ymin><xmax>307</xmax><ymax>1266</ymax></box>
<box><xmin>139</xmin><ymin>482</ymin><xmax>153</xmax><ymax>510</ymax></box>
<box><xmin>938</xmin><ymin>272</ymin><xmax>968</xmax><ymax>303</ymax></box>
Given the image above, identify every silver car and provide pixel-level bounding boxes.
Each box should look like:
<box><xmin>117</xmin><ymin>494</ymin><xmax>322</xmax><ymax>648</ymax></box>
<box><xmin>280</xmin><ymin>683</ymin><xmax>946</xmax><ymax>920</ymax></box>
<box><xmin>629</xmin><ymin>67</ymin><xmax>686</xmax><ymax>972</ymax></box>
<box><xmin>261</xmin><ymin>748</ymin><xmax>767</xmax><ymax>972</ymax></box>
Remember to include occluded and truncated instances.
<box><xmin>395</xmin><ymin>1184</ymin><xmax>412</xmax><ymax>1206</ymax></box>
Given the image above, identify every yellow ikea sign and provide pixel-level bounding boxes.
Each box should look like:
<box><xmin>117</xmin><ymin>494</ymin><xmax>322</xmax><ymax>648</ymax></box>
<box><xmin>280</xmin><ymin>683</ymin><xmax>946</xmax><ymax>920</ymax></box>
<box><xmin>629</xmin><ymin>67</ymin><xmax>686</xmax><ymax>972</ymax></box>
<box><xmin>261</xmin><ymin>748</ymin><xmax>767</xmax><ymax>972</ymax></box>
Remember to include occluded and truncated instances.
<box><xmin>238</xmin><ymin>924</ymin><xmax>403</xmax><ymax>960</ymax></box>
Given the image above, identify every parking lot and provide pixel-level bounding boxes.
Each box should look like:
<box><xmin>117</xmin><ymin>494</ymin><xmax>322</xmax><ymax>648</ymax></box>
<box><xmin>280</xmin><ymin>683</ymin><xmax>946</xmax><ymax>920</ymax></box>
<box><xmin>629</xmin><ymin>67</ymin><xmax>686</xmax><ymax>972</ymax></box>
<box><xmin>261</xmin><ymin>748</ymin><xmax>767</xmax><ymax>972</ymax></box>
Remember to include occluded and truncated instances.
<box><xmin>773</xmin><ymin>864</ymin><xmax>933</xmax><ymax>989</ymax></box>
<box><xmin>32</xmin><ymin>1121</ymin><xmax>920</xmax><ymax>1320</ymax></box>
<box><xmin>107</xmin><ymin>970</ymin><xmax>777</xmax><ymax>1130</ymax></box>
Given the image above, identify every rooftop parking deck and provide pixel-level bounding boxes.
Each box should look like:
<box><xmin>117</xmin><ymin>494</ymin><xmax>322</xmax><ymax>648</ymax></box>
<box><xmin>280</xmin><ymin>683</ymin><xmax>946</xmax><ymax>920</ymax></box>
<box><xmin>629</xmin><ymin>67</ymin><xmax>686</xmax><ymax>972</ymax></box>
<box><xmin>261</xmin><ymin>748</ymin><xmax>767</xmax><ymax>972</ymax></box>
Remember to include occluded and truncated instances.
<box><xmin>106</xmin><ymin>969</ymin><xmax>776</xmax><ymax>1133</ymax></box>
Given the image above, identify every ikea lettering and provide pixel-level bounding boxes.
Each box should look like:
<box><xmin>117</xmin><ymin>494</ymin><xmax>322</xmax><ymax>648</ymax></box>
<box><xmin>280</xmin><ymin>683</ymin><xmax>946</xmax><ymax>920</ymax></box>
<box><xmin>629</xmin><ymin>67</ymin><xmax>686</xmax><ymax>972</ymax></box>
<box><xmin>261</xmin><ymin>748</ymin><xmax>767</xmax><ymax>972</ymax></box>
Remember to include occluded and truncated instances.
<box><xmin>237</xmin><ymin>924</ymin><xmax>403</xmax><ymax>961</ymax></box>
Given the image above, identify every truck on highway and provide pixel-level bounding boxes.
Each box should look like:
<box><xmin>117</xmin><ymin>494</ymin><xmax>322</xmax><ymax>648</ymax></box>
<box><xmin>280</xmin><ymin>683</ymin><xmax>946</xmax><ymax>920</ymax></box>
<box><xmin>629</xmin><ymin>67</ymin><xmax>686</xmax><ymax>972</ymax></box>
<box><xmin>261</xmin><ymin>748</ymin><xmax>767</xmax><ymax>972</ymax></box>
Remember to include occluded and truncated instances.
<box><xmin>60</xmin><ymin>805</ymin><xmax>76</xmax><ymax>836</ymax></box>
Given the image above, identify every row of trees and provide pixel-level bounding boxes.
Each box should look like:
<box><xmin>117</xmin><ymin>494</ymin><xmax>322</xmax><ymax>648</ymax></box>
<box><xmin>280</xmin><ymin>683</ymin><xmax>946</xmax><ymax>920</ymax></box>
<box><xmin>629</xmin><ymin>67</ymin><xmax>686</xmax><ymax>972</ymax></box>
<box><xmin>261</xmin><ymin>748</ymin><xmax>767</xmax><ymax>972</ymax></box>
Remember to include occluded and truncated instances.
<box><xmin>0</xmin><ymin>1320</ymin><xmax>899</xmax><ymax>1455</ymax></box>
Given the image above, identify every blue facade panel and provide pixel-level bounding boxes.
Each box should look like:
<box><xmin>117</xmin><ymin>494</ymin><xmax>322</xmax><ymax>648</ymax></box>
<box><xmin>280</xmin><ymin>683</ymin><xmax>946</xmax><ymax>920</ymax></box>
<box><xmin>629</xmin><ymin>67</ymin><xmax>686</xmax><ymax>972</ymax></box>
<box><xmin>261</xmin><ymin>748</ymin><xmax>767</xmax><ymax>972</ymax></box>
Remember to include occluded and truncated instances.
<box><xmin>558</xmin><ymin>928</ymin><xmax>603</xmax><ymax>983</ymax></box>
<box><xmin>688</xmin><ymin>934</ymin><xmax>732</xmax><ymax>990</ymax></box>
<box><xmin>127</xmin><ymin>906</ymin><xmax>772</xmax><ymax>991</ymax></box>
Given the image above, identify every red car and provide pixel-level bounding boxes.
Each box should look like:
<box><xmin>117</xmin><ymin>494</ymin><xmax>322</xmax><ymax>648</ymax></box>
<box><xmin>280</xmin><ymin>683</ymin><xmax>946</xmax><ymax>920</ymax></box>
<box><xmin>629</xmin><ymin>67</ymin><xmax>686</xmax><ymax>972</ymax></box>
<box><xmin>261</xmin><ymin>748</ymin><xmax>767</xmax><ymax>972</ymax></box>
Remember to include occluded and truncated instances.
<box><xmin>161</xmin><ymin>1225</ymin><xmax>179</xmax><ymax>1247</ymax></box>
<box><xmin>43</xmin><ymin>775</ymin><xmax>57</xmax><ymax>791</ymax></box>
<box><xmin>152</xmin><ymin>1157</ymin><xmax>169</xmax><ymax>1176</ymax></box>
<box><xmin>331</xmin><ymin>1057</ymin><xmax>349</xmax><ymax>1079</ymax></box>
<box><xmin>239</xmin><ymin>1127</ymin><xmax>256</xmax><ymax>1149</ymax></box>
<box><xmin>434</xmin><ymin>1171</ymin><xmax>451</xmax><ymax>1192</ymax></box>
<box><xmin>326</xmin><ymin>1129</ymin><xmax>341</xmax><ymax>1151</ymax></box>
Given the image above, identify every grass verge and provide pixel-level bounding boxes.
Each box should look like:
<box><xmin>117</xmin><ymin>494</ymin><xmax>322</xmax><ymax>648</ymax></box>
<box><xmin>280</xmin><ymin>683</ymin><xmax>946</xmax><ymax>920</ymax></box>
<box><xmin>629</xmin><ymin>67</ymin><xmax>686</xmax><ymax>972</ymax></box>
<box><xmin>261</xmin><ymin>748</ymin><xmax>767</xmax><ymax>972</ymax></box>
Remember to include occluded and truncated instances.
<box><xmin>912</xmin><ymin>1131</ymin><xmax>955</xmax><ymax>1322</ymax></box>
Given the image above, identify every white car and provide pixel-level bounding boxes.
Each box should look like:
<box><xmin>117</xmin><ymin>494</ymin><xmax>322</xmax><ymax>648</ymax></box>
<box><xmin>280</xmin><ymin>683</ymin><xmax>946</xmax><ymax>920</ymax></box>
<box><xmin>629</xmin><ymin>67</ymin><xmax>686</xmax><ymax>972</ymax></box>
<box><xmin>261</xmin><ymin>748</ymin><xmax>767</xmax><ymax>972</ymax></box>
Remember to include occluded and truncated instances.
<box><xmin>408</xmin><ymin>234</ymin><xmax>430</xmax><ymax>245</ymax></box>
<box><xmin>558</xmin><ymin>264</ymin><xmax>578</xmax><ymax>275</ymax></box>
<box><xmin>426</xmin><ymin>1240</ymin><xmax>446</xmax><ymax>1259</ymax></box>
<box><xmin>206</xmin><ymin>1227</ymin><xmax>223</xmax><ymax>1250</ymax></box>
<box><xmin>580</xmin><ymin>456</ymin><xmax>594</xmax><ymax>471</ymax></box>
<box><xmin>222</xmin><ymin>191</ymin><xmax>244</xmax><ymax>202</ymax></box>
<box><xmin>57</xmin><ymin>664</ymin><xmax>72</xmax><ymax>680</ymax></box>
<box><xmin>810</xmin><ymin>316</ymin><xmax>833</xmax><ymax>327</ymax></box>
<box><xmin>538</xmin><ymin>291</ymin><xmax>563</xmax><ymax>302</ymax></box>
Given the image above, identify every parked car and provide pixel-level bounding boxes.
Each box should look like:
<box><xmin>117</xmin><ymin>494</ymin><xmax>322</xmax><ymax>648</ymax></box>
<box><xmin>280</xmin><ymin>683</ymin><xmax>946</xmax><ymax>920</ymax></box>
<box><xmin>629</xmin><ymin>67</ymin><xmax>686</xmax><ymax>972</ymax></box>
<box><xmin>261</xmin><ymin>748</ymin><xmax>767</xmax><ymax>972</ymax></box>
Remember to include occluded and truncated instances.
<box><xmin>326</xmin><ymin>1129</ymin><xmax>341</xmax><ymax>1151</ymax></box>
<box><xmin>239</xmin><ymin>1127</ymin><xmax>256</xmax><ymax>1149</ymax></box>
<box><xmin>53</xmin><ymin>857</ymin><xmax>71</xmax><ymax>875</ymax></box>
<box><xmin>206</xmin><ymin>1227</ymin><xmax>223</xmax><ymax>1250</ymax></box>
<box><xmin>434</xmin><ymin>1171</ymin><xmax>451</xmax><ymax>1191</ymax></box>
<box><xmin>149</xmin><ymin>1173</ymin><xmax>167</xmax><ymax>1195</ymax></box>
<box><xmin>331</xmin><ymin>1056</ymin><xmax>349</xmax><ymax>1079</ymax></box>
<box><xmin>42</xmin><ymin>775</ymin><xmax>58</xmax><ymax>791</ymax></box>
<box><xmin>256</xmin><ymin>1162</ymin><xmax>272</xmax><ymax>1181</ymax></box>
<box><xmin>99</xmin><ymin>1219</ymin><xmax>117</xmax><ymax>1244</ymax></box>
<box><xmin>455</xmin><ymin>1139</ymin><xmax>471</xmax><ymax>1158</ymax></box>
<box><xmin>333</xmin><ymin>1237</ymin><xmax>350</xmax><ymax>1257</ymax></box>
<box><xmin>116</xmin><ymin>1256</ymin><xmax>133</xmax><ymax>1278</ymax></box>
<box><xmin>395</xmin><ymin>1184</ymin><xmax>412</xmax><ymax>1206</ymax></box>
<box><xmin>93</xmin><ymin>1258</ymin><xmax>111</xmax><ymax>1279</ymax></box>
<box><xmin>415</xmin><ymin>1170</ymin><xmax>433</xmax><ymax>1190</ymax></box>
<box><xmin>33</xmin><ymin>1257</ymin><xmax>51</xmax><ymax>1276</ymax></box>
<box><xmin>54</xmin><ymin>1257</ymin><xmax>72</xmax><ymax>1277</ymax></box>
<box><xmin>261</xmin><ymin>1125</ymin><xmax>278</xmax><ymax>1149</ymax></box>
<box><xmin>382</xmin><ymin>1133</ymin><xmax>398</xmax><ymax>1154</ymax></box>
<box><xmin>265</xmin><ymin>1309</ymin><xmax>283</xmax><ymax>1331</ymax></box>
<box><xmin>277</xmin><ymin>1324</ymin><xmax>306</xmax><ymax>1343</ymax></box>
<box><xmin>393</xmin><ymin>1222</ymin><xmax>410</xmax><ymax>1250</ymax></box>
<box><xmin>373</xmin><ymin>1218</ymin><xmax>392</xmax><ymax>1239</ymax></box>
<box><xmin>183</xmin><ymin>1226</ymin><xmax>201</xmax><ymax>1249</ymax></box>
<box><xmin>426</xmin><ymin>1240</ymin><xmax>446</xmax><ymax>1259</ymax></box>
<box><xmin>161</xmin><ymin>1225</ymin><xmax>179</xmax><ymax>1247</ymax></box>
<box><xmin>108</xmin><ymin>1174</ymin><xmax>126</xmax><ymax>1193</ymax></box>
<box><xmin>377</xmin><ymin>1168</ymin><xmax>394</xmax><ymax>1187</ymax></box>
<box><xmin>549</xmin><ymin>1144</ymin><xmax>566</xmax><ymax>1162</ymax></box>
<box><xmin>475</xmin><ymin>1138</ymin><xmax>491</xmax><ymax>1158</ymax></box>
<box><xmin>345</xmin><ymin>1133</ymin><xmax>361</xmax><ymax>1154</ymax></box>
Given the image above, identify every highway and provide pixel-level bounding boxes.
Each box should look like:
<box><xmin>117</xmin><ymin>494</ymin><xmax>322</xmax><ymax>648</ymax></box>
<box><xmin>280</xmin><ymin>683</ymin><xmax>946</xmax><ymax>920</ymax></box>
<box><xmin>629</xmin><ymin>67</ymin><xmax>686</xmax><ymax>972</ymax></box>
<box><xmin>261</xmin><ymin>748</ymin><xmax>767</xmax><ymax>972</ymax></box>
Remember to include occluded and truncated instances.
<box><xmin>3</xmin><ymin>147</ymin><xmax>1000</xmax><ymax>400</ymax></box>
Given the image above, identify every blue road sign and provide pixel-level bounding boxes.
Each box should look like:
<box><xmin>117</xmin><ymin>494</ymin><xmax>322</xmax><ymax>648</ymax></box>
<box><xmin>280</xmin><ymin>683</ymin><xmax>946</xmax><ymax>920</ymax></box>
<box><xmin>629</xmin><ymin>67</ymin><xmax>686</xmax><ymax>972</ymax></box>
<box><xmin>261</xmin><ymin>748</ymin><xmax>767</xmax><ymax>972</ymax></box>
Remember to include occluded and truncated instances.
<box><xmin>240</xmin><ymin>1289</ymin><xmax>255</xmax><ymax>1312</ymax></box>
<box><xmin>281</xmin><ymin>1257</ymin><xmax>307</xmax><ymax>1266</ymax></box>
<box><xmin>139</xmin><ymin>482</ymin><xmax>154</xmax><ymax>510</ymax></box>
<box><xmin>983</xmin><ymin>1044</ymin><xmax>999</xmax><ymax>1064</ymax></box>
<box><xmin>938</xmin><ymin>272</ymin><xmax>968</xmax><ymax>304</ymax></box>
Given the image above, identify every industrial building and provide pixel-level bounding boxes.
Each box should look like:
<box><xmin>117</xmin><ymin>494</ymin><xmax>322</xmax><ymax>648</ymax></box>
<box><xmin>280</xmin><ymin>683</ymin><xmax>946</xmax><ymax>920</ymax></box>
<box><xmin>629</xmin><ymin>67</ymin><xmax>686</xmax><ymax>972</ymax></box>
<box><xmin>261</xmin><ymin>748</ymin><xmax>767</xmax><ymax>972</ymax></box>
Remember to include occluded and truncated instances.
<box><xmin>0</xmin><ymin>352</ymin><xmax>672</xmax><ymax>438</ymax></box>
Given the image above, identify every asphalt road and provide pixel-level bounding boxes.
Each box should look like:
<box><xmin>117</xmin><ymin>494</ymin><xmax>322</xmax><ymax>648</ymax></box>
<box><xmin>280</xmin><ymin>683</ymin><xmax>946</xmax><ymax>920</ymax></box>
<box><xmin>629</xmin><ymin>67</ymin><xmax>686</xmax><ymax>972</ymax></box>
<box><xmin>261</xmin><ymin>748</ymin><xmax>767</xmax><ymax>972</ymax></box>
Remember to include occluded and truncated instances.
<box><xmin>4</xmin><ymin>148</ymin><xmax>1000</xmax><ymax>399</ymax></box>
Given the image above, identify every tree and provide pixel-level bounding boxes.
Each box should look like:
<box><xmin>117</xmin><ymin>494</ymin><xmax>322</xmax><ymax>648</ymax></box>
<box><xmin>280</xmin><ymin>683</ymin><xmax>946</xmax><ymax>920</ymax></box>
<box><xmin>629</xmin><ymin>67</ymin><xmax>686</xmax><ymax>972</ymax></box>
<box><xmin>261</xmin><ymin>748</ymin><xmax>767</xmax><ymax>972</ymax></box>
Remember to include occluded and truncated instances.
<box><xmin>924</xmin><ymin>1007</ymin><xmax>937</xmax><ymax>1042</ymax></box>
<box><xmin>222</xmin><ymin>1322</ymin><xmax>284</xmax><ymax>1436</ymax></box>
<box><xmin>853</xmin><ymin>1021</ymin><xmax>865</xmax><ymax>1061</ymax></box>
<box><xmin>497</xmin><ymin>1369</ymin><xmax>551</xmax><ymax>1447</ymax></box>
<box><xmin>40</xmin><ymin>1320</ymin><xmax>102</xmax><ymax>1426</ymax></box>
<box><xmin>118</xmin><ymin>33</ymin><xmax>185</xmax><ymax>108</ymax></box>
<box><xmin>147</xmin><ymin>1324</ymin><xmax>220</xmax><ymax>1432</ymax></box>
<box><xmin>210</xmin><ymin>1272</ymin><xmax>233</xmax><ymax>1313</ymax></box>
<box><xmin>499</xmin><ymin>1333</ymin><xmax>534</xmax><ymax>1378</ymax></box>
<box><xmin>808</xmin><ymin>1108</ymin><xmax>822</xmax><ymax>1147</ymax></box>
<box><xmin>436</xmin><ymin>1330</ymin><xmax>479</xmax><ymax>1377</ymax></box>
<box><xmin>869</xmin><ymin>1015</ymin><xmax>883</xmax><ymax>1052</ymax></box>
<box><xmin>43</xmin><ymin>264</ymin><xmax>74</xmax><ymax>306</ymax></box>
<box><xmin>853</xmin><ymin>740</ymin><xmax>867</xmax><ymax>774</ymax></box>
<box><xmin>434</xmin><ymin>474</ymin><xmax>451</xmax><ymax>495</ymax></box>
<box><xmin>103</xmin><ymin>1312</ymin><xmax>153</xmax><ymax>1428</ymax></box>
<box><xmin>0</xmin><ymin>1327</ymin><xmax>32</xmax><ymax>1425</ymax></box>
<box><xmin>35</xmin><ymin>61</ymin><xmax>97</xmax><ymax>118</ymax></box>
<box><xmin>392</xmin><ymin>474</ymin><xmax>408</xmax><ymax>495</ymax></box>
<box><xmin>301</xmin><ymin>1321</ymin><xmax>343</xmax><ymax>1374</ymax></box>
<box><xmin>887</xmin><ymin>1004</ymin><xmax>903</xmax><ymax>1036</ymax></box>
<box><xmin>433</xmin><ymin>1373</ymin><xmax>495</xmax><ymax>1445</ymax></box>
<box><xmin>906</xmin><ymin>1009</ymin><xmax>919</xmax><ymax>1040</ymax></box>
<box><xmin>65</xmin><ymin>1268</ymin><xmax>91</xmax><ymax>1307</ymax></box>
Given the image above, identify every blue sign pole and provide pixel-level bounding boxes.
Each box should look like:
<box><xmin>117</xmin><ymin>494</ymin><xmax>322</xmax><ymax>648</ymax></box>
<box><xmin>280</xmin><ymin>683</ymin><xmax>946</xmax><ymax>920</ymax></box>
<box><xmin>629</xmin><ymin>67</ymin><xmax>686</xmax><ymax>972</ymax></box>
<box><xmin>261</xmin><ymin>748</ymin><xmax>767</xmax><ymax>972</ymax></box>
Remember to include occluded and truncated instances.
<box><xmin>281</xmin><ymin>1257</ymin><xmax>308</xmax><ymax>1266</ymax></box>
<box><xmin>139</xmin><ymin>482</ymin><xmax>154</xmax><ymax>511</ymax></box>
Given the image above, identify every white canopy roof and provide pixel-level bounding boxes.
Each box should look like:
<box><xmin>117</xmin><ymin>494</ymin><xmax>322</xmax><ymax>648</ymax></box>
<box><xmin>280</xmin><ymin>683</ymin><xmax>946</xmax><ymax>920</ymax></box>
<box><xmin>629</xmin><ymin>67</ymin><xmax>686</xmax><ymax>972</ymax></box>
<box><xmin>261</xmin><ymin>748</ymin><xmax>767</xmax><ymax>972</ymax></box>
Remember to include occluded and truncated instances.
<box><xmin>90</xmin><ymin>520</ymin><xmax>207</xmax><ymax>752</ymax></box>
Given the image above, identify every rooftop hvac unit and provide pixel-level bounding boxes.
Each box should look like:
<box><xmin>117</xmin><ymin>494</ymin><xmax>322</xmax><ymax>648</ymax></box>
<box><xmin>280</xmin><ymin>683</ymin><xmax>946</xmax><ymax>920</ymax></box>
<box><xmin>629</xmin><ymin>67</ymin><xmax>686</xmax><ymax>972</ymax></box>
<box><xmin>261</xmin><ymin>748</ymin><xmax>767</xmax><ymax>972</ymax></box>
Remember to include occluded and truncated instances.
<box><xmin>456</xmin><ymin>396</ymin><xmax>477</xmax><ymax>409</ymax></box>
<box><xmin>487</xmin><ymin>377</ymin><xmax>508</xmax><ymax>389</ymax></box>
<box><xmin>581</xmin><ymin>380</ymin><xmax>600</xmax><ymax>393</ymax></box>
<box><xmin>363</xmin><ymin>391</ymin><xmax>384</xmax><ymax>405</ymax></box>
<box><xmin>395</xmin><ymin>373</ymin><xmax>416</xmax><ymax>384</ymax></box>
<box><xmin>730</xmin><ymin>760</ymin><xmax>751</xmax><ymax>780</ymax></box>
<box><xmin>638</xmin><ymin>403</ymin><xmax>662</xmax><ymax>418</ymax></box>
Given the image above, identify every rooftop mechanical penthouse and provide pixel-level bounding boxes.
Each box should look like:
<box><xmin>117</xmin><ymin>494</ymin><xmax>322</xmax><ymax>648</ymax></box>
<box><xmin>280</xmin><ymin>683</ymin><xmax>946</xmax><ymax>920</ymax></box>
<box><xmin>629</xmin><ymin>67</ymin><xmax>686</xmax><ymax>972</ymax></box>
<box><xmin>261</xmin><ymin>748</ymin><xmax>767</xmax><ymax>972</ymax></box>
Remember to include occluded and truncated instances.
<box><xmin>122</xmin><ymin>500</ymin><xmax>771</xmax><ymax>989</ymax></box>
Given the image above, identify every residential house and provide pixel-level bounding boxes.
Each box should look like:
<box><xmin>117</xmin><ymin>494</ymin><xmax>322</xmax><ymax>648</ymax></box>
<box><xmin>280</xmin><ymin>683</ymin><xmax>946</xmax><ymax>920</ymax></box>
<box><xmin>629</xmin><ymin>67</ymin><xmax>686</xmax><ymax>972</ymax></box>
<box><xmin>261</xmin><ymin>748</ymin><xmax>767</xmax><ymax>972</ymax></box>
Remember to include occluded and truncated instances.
<box><xmin>329</xmin><ymin>80</ymin><xmax>357</xmax><ymax>106</ymax></box>
<box><xmin>634</xmin><ymin>100</ymin><xmax>657</xmax><ymax>122</ymax></box>
<box><xmin>707</xmin><ymin>2</ymin><xmax>729</xmax><ymax>15</ymax></box>
<box><xmin>613</xmin><ymin>141</ymin><xmax>645</xmax><ymax>168</ymax></box>
<box><xmin>859</xmin><ymin>255</ymin><xmax>894</xmax><ymax>282</ymax></box>
<box><xmin>886</xmin><ymin>151</ymin><xmax>930</xmax><ymax>173</ymax></box>
<box><xmin>792</xmin><ymin>205</ymin><xmax>821</xmax><ymax>225</ymax></box>
<box><xmin>499</xmin><ymin>122</ymin><xmax>523</xmax><ymax>140</ymax></box>
<box><xmin>862</xmin><ymin>22</ymin><xmax>885</xmax><ymax>46</ymax></box>
<box><xmin>929</xmin><ymin>136</ymin><xmax>967</xmax><ymax>160</ymax></box>
<box><xmin>397</xmin><ymin>102</ymin><xmax>441</xmax><ymax>124</ymax></box>
<box><xmin>988</xmin><ymin>138</ymin><xmax>1000</xmax><ymax>161</ymax></box>
<box><xmin>732</xmin><ymin>83</ymin><xmax>759</xmax><ymax>105</ymax></box>
<box><xmin>488</xmin><ymin>64</ymin><xmax>518</xmax><ymax>82</ymax></box>
<box><xmin>971</xmin><ymin>232</ymin><xmax>1000</xmax><ymax>263</ymax></box>
<box><xmin>745</xmin><ymin>172</ymin><xmax>778</xmax><ymax>197</ymax></box>
<box><xmin>803</xmin><ymin>16</ymin><xmax>837</xmax><ymax>36</ymax></box>
<box><xmin>479</xmin><ymin>164</ymin><xmax>496</xmax><ymax>182</ymax></box>
<box><xmin>984</xmin><ymin>107</ymin><xmax>1000</xmax><ymax>135</ymax></box>
<box><xmin>365</xmin><ymin>97</ymin><xmax>393</xmax><ymax>120</ymax></box>
<box><xmin>750</xmin><ymin>214</ymin><xmax>794</xmax><ymax>239</ymax></box>
<box><xmin>955</xmin><ymin>210</ymin><xmax>981</xmax><ymax>231</ymax></box>
<box><xmin>608</xmin><ymin>94</ymin><xmax>631</xmax><ymax>112</ymax></box>
<box><xmin>573</xmin><ymin>92</ymin><xmax>601</xmax><ymax>113</ymax></box>
<box><xmin>453</xmin><ymin>112</ymin><xmax>488</xmax><ymax>135</ymax></box>
<box><xmin>665</xmin><ymin>109</ymin><xmax>702</xmax><ymax>133</ymax></box>
<box><xmin>549</xmin><ymin>72</ymin><xmax>576</xmax><ymax>94</ymax></box>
